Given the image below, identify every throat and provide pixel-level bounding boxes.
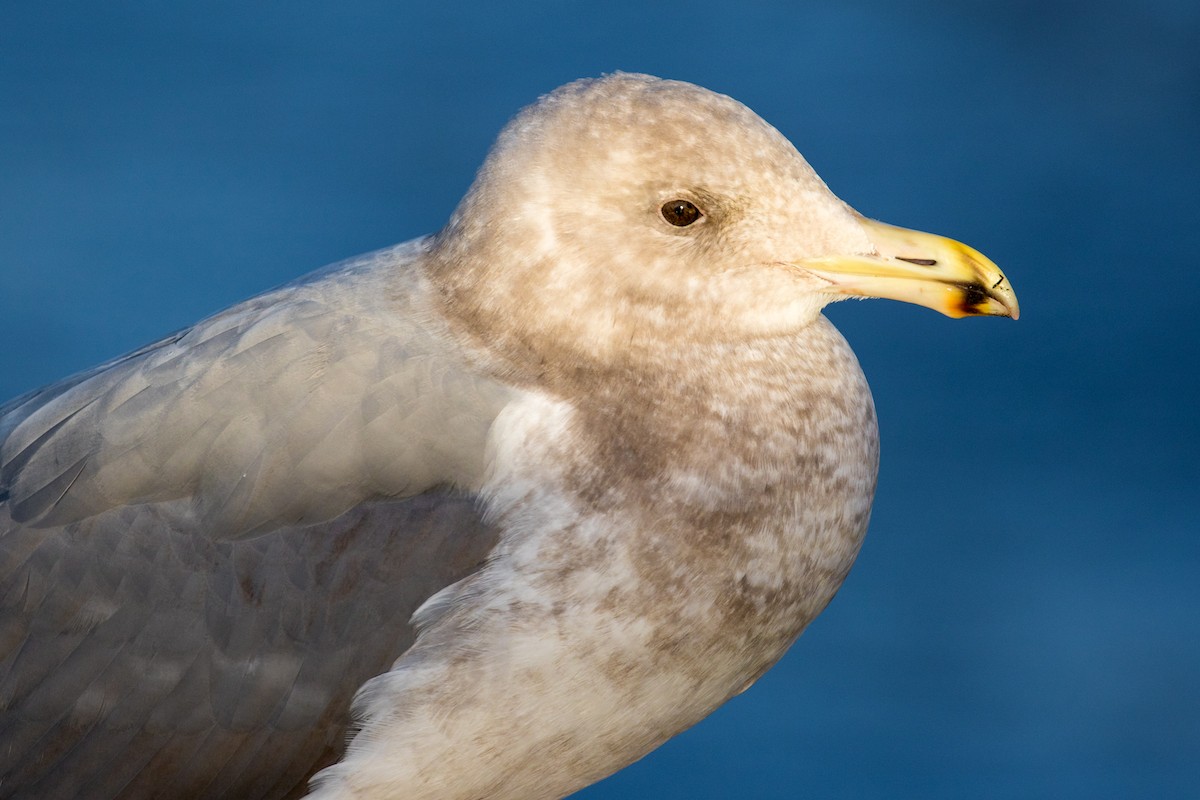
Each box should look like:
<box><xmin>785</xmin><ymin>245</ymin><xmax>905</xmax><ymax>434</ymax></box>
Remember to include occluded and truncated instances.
<box><xmin>547</xmin><ymin>318</ymin><xmax>879</xmax><ymax>519</ymax></box>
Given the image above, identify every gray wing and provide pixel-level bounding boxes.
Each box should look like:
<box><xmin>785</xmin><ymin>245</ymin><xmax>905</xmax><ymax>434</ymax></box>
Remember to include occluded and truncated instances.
<box><xmin>0</xmin><ymin>241</ymin><xmax>513</xmax><ymax>798</ymax></box>
<box><xmin>0</xmin><ymin>492</ymin><xmax>497</xmax><ymax>800</ymax></box>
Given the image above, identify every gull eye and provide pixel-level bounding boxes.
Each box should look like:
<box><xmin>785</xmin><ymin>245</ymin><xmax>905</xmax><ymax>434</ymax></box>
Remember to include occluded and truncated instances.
<box><xmin>660</xmin><ymin>199</ymin><xmax>702</xmax><ymax>227</ymax></box>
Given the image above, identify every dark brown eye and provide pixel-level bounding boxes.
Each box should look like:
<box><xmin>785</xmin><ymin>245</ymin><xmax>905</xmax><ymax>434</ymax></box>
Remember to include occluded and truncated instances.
<box><xmin>660</xmin><ymin>199</ymin><xmax>702</xmax><ymax>227</ymax></box>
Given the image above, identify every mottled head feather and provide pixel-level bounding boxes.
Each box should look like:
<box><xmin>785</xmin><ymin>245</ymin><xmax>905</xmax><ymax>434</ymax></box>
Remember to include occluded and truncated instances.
<box><xmin>429</xmin><ymin>73</ymin><xmax>874</xmax><ymax>375</ymax></box>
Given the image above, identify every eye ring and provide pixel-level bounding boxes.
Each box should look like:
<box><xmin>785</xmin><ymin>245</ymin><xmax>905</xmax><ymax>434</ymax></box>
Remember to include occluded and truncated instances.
<box><xmin>660</xmin><ymin>199</ymin><xmax>703</xmax><ymax>227</ymax></box>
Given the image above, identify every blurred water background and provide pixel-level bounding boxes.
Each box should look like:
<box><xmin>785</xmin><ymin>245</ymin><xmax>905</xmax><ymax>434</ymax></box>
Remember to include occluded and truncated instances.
<box><xmin>2</xmin><ymin>3</ymin><xmax>1197</xmax><ymax>797</ymax></box>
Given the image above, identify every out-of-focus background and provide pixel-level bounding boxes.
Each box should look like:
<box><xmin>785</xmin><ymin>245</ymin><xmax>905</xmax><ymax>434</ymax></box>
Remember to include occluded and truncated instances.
<box><xmin>2</xmin><ymin>3</ymin><xmax>1196</xmax><ymax>798</ymax></box>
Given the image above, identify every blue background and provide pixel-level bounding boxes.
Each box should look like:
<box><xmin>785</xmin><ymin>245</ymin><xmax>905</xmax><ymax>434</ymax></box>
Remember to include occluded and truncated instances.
<box><xmin>2</xmin><ymin>3</ymin><xmax>1197</xmax><ymax>798</ymax></box>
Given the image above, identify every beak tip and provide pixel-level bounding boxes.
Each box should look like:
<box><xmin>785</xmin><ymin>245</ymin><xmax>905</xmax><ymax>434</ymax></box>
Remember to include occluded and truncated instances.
<box><xmin>995</xmin><ymin>286</ymin><xmax>1020</xmax><ymax>321</ymax></box>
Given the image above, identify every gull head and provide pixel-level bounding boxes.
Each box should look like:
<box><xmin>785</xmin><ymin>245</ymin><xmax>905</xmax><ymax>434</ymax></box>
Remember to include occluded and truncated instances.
<box><xmin>430</xmin><ymin>73</ymin><xmax>1017</xmax><ymax>362</ymax></box>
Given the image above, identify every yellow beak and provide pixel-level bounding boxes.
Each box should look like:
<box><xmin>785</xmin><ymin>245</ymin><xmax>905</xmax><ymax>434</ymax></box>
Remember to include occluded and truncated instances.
<box><xmin>796</xmin><ymin>216</ymin><xmax>1019</xmax><ymax>319</ymax></box>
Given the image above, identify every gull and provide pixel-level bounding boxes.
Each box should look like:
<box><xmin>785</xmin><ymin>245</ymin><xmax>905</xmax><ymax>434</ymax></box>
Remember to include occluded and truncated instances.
<box><xmin>0</xmin><ymin>73</ymin><xmax>1017</xmax><ymax>799</ymax></box>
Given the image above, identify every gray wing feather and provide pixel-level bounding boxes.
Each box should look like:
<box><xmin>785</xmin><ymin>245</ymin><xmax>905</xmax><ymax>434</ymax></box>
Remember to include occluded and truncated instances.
<box><xmin>0</xmin><ymin>240</ymin><xmax>512</xmax><ymax>798</ymax></box>
<box><xmin>0</xmin><ymin>494</ymin><xmax>499</xmax><ymax>799</ymax></box>
<box><xmin>0</xmin><ymin>239</ymin><xmax>510</xmax><ymax>537</ymax></box>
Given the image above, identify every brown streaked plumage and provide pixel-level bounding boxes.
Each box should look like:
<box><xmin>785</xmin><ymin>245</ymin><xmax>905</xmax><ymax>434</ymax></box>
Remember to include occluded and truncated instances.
<box><xmin>0</xmin><ymin>73</ymin><xmax>1015</xmax><ymax>799</ymax></box>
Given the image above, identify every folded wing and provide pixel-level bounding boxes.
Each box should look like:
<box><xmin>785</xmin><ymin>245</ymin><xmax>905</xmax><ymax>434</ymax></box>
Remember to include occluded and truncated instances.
<box><xmin>0</xmin><ymin>240</ymin><xmax>512</xmax><ymax>798</ymax></box>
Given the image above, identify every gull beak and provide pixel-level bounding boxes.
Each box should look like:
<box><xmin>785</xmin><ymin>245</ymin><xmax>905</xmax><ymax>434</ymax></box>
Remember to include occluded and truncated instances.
<box><xmin>796</xmin><ymin>215</ymin><xmax>1019</xmax><ymax>319</ymax></box>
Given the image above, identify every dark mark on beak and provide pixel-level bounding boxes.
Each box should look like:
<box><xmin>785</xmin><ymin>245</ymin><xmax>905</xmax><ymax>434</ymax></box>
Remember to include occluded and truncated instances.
<box><xmin>957</xmin><ymin>282</ymin><xmax>989</xmax><ymax>313</ymax></box>
<box><xmin>896</xmin><ymin>257</ymin><xmax>937</xmax><ymax>266</ymax></box>
<box><xmin>992</xmin><ymin>275</ymin><xmax>1005</xmax><ymax>290</ymax></box>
